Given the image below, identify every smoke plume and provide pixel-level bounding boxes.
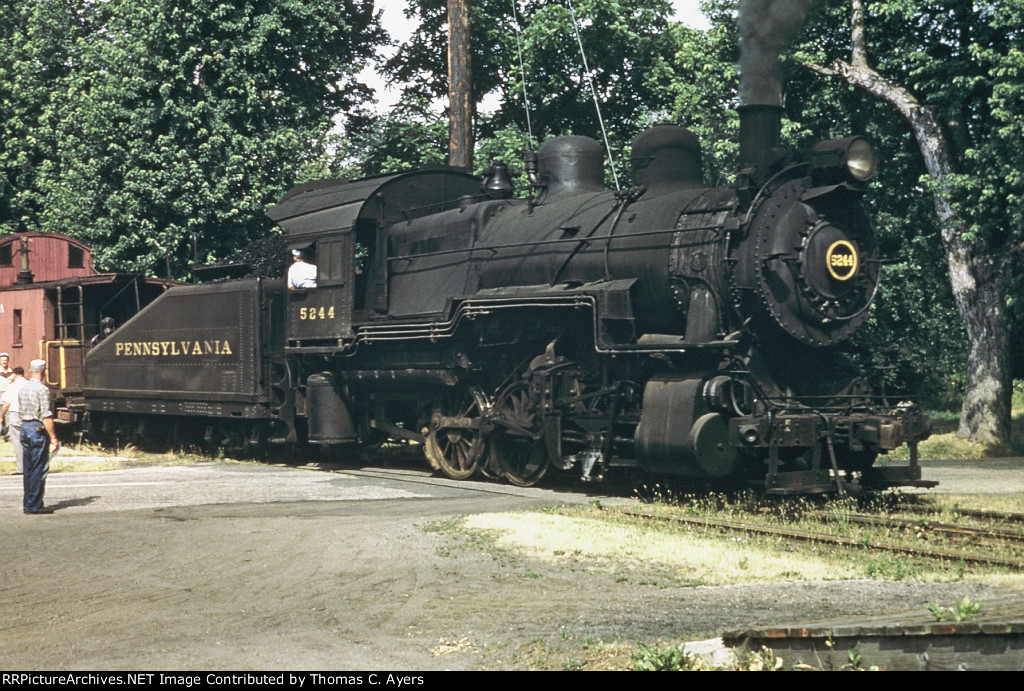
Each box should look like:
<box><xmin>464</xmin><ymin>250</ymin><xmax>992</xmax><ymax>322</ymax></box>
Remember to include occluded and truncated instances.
<box><xmin>738</xmin><ymin>0</ymin><xmax>816</xmax><ymax>106</ymax></box>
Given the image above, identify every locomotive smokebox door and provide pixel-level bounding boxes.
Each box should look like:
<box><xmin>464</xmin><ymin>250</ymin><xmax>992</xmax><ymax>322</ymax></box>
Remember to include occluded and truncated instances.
<box><xmin>287</xmin><ymin>235</ymin><xmax>354</xmax><ymax>347</ymax></box>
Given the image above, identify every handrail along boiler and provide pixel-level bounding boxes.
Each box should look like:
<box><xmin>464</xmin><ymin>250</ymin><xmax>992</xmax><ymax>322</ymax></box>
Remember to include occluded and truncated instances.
<box><xmin>83</xmin><ymin>107</ymin><xmax>932</xmax><ymax>493</ymax></box>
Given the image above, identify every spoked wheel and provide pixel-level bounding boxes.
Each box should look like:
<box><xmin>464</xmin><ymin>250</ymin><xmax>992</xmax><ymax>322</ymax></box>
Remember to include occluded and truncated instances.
<box><xmin>423</xmin><ymin>386</ymin><xmax>488</xmax><ymax>480</ymax></box>
<box><xmin>490</xmin><ymin>382</ymin><xmax>549</xmax><ymax>487</ymax></box>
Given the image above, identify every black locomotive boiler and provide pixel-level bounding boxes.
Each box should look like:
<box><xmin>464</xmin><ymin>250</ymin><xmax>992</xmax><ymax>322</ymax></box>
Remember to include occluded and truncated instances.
<box><xmin>82</xmin><ymin>107</ymin><xmax>932</xmax><ymax>494</ymax></box>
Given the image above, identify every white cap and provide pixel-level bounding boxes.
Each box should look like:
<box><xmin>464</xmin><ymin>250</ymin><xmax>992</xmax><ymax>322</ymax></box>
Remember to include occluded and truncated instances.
<box><xmin>29</xmin><ymin>359</ymin><xmax>46</xmax><ymax>372</ymax></box>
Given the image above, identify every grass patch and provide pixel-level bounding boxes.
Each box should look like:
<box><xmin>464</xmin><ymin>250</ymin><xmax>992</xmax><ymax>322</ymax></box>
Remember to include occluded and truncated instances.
<box><xmin>887</xmin><ymin>427</ymin><xmax>1024</xmax><ymax>460</ymax></box>
<box><xmin>459</xmin><ymin>493</ymin><xmax>1024</xmax><ymax>589</ymax></box>
<box><xmin>923</xmin><ymin>494</ymin><xmax>1024</xmax><ymax>515</ymax></box>
<box><xmin>420</xmin><ymin>516</ymin><xmax>524</xmax><ymax>571</ymax></box>
<box><xmin>465</xmin><ymin>508</ymin><xmax>859</xmax><ymax>586</ymax></box>
<box><xmin>0</xmin><ymin>437</ymin><xmax>208</xmax><ymax>475</ymax></box>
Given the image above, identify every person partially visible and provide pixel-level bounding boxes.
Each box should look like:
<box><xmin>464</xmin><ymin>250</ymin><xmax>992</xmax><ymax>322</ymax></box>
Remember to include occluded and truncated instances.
<box><xmin>1</xmin><ymin>366</ymin><xmax>27</xmax><ymax>474</ymax></box>
<box><xmin>287</xmin><ymin>249</ymin><xmax>317</xmax><ymax>289</ymax></box>
<box><xmin>19</xmin><ymin>359</ymin><xmax>58</xmax><ymax>514</ymax></box>
<box><xmin>0</xmin><ymin>352</ymin><xmax>13</xmax><ymax>394</ymax></box>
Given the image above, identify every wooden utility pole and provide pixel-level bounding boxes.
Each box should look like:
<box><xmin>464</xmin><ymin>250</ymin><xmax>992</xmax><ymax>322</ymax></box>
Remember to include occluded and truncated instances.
<box><xmin>447</xmin><ymin>0</ymin><xmax>473</xmax><ymax>170</ymax></box>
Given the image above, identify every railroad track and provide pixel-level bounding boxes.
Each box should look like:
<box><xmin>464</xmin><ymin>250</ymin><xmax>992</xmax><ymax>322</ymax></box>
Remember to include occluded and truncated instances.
<box><xmin>892</xmin><ymin>503</ymin><xmax>1024</xmax><ymax>526</ymax></box>
<box><xmin>292</xmin><ymin>459</ymin><xmax>605</xmax><ymax>503</ymax></box>
<box><xmin>609</xmin><ymin>508</ymin><xmax>1024</xmax><ymax>571</ymax></box>
<box><xmin>810</xmin><ymin>511</ymin><xmax>1024</xmax><ymax>550</ymax></box>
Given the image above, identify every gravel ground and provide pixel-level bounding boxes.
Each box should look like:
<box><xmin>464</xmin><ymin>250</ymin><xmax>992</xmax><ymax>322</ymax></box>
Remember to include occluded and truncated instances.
<box><xmin>0</xmin><ymin>457</ymin><xmax>1020</xmax><ymax>670</ymax></box>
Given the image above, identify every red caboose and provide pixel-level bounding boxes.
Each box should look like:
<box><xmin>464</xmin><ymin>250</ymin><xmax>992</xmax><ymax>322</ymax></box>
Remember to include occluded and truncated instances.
<box><xmin>0</xmin><ymin>232</ymin><xmax>177</xmax><ymax>424</ymax></box>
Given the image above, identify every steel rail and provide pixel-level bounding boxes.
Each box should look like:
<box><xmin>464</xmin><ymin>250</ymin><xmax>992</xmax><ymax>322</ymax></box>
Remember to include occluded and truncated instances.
<box><xmin>810</xmin><ymin>511</ymin><xmax>1024</xmax><ymax>547</ymax></box>
<box><xmin>892</xmin><ymin>504</ymin><xmax>1024</xmax><ymax>526</ymax></box>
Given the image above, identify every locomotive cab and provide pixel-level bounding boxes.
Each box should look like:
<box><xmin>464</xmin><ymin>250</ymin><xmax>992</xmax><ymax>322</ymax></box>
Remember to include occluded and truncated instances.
<box><xmin>285</xmin><ymin>234</ymin><xmax>357</xmax><ymax>347</ymax></box>
<box><xmin>267</xmin><ymin>170</ymin><xmax>485</xmax><ymax>351</ymax></box>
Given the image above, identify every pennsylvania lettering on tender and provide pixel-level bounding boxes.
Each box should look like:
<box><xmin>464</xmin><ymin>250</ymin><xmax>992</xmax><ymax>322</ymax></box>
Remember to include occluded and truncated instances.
<box><xmin>114</xmin><ymin>340</ymin><xmax>234</xmax><ymax>357</ymax></box>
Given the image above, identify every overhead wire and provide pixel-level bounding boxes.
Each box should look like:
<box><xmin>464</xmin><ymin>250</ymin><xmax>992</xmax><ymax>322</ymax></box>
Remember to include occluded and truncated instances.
<box><xmin>566</xmin><ymin>0</ymin><xmax>620</xmax><ymax>190</ymax></box>
<box><xmin>509</xmin><ymin>0</ymin><xmax>535</xmax><ymax>148</ymax></box>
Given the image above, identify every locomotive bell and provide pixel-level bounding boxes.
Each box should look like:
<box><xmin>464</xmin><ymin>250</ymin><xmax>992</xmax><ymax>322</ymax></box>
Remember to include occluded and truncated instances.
<box><xmin>482</xmin><ymin>160</ymin><xmax>514</xmax><ymax>198</ymax></box>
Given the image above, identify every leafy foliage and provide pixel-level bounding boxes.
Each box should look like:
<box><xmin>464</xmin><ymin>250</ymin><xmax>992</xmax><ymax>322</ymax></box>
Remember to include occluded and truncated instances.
<box><xmin>799</xmin><ymin>1</ymin><xmax>1023</xmax><ymax>431</ymax></box>
<box><xmin>338</xmin><ymin>95</ymin><xmax>448</xmax><ymax>179</ymax></box>
<box><xmin>632</xmin><ymin>641</ymin><xmax>702</xmax><ymax>671</ymax></box>
<box><xmin>0</xmin><ymin>0</ymin><xmax>384</xmax><ymax>276</ymax></box>
<box><xmin>926</xmin><ymin>595</ymin><xmax>982</xmax><ymax>623</ymax></box>
<box><xmin>385</xmin><ymin>0</ymin><xmax>679</xmax><ymax>170</ymax></box>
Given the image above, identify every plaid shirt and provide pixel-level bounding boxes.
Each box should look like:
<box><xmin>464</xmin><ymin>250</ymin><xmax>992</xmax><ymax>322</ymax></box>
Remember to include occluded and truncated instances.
<box><xmin>18</xmin><ymin>379</ymin><xmax>52</xmax><ymax>422</ymax></box>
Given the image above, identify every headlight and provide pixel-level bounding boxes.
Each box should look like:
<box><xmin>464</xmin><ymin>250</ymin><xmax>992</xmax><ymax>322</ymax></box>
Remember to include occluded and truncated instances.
<box><xmin>811</xmin><ymin>136</ymin><xmax>878</xmax><ymax>184</ymax></box>
<box><xmin>845</xmin><ymin>138</ymin><xmax>878</xmax><ymax>181</ymax></box>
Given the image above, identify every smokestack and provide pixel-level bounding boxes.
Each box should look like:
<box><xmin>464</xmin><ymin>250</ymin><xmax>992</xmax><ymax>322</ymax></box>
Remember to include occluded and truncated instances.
<box><xmin>737</xmin><ymin>104</ymin><xmax>783</xmax><ymax>170</ymax></box>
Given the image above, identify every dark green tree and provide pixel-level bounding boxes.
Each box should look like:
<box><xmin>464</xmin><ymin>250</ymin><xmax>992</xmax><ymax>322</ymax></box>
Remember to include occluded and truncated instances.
<box><xmin>385</xmin><ymin>0</ymin><xmax>678</xmax><ymax>172</ymax></box>
<box><xmin>661</xmin><ymin>1</ymin><xmax>978</xmax><ymax>415</ymax></box>
<box><xmin>0</xmin><ymin>1</ymin><xmax>92</xmax><ymax>233</ymax></box>
<box><xmin>338</xmin><ymin>95</ymin><xmax>449</xmax><ymax>179</ymax></box>
<box><xmin>801</xmin><ymin>0</ymin><xmax>1022</xmax><ymax>443</ymax></box>
<box><xmin>0</xmin><ymin>0</ymin><xmax>384</xmax><ymax>276</ymax></box>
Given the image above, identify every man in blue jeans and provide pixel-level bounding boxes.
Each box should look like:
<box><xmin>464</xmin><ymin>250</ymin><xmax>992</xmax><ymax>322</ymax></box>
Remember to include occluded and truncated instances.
<box><xmin>19</xmin><ymin>359</ymin><xmax>59</xmax><ymax>514</ymax></box>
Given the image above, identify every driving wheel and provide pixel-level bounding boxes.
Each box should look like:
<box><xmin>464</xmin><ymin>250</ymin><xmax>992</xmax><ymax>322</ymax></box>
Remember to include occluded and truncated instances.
<box><xmin>490</xmin><ymin>382</ymin><xmax>549</xmax><ymax>487</ymax></box>
<box><xmin>423</xmin><ymin>386</ymin><xmax>488</xmax><ymax>480</ymax></box>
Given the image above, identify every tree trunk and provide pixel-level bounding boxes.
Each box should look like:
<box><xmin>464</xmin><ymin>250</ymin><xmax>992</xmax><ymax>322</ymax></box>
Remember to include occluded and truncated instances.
<box><xmin>447</xmin><ymin>0</ymin><xmax>473</xmax><ymax>170</ymax></box>
<box><xmin>953</xmin><ymin>249</ymin><xmax>1012</xmax><ymax>443</ymax></box>
<box><xmin>807</xmin><ymin>0</ymin><xmax>1012</xmax><ymax>444</ymax></box>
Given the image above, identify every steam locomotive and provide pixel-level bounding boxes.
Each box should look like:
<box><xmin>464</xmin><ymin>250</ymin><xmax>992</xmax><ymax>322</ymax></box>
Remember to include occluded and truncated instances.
<box><xmin>81</xmin><ymin>106</ymin><xmax>932</xmax><ymax>494</ymax></box>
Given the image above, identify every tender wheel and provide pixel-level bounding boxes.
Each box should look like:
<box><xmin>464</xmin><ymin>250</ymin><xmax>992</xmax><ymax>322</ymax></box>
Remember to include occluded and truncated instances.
<box><xmin>423</xmin><ymin>386</ymin><xmax>488</xmax><ymax>480</ymax></box>
<box><xmin>140</xmin><ymin>417</ymin><xmax>175</xmax><ymax>453</ymax></box>
<box><xmin>490</xmin><ymin>382</ymin><xmax>549</xmax><ymax>487</ymax></box>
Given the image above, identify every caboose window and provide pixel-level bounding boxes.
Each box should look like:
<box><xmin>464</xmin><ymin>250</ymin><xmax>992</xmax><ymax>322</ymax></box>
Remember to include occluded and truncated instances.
<box><xmin>68</xmin><ymin>245</ymin><xmax>84</xmax><ymax>268</ymax></box>
<box><xmin>12</xmin><ymin>309</ymin><xmax>22</xmax><ymax>346</ymax></box>
<box><xmin>0</xmin><ymin>244</ymin><xmax>11</xmax><ymax>267</ymax></box>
